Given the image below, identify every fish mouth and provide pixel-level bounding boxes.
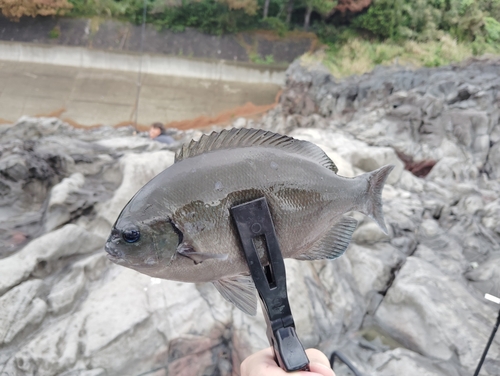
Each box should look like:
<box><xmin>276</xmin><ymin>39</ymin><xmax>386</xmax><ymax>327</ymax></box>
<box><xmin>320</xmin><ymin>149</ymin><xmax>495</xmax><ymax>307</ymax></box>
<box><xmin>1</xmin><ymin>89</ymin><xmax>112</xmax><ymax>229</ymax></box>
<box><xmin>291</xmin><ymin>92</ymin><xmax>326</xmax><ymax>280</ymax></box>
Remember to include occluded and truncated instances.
<box><xmin>106</xmin><ymin>253</ymin><xmax>125</xmax><ymax>264</ymax></box>
<box><xmin>104</xmin><ymin>242</ymin><xmax>125</xmax><ymax>263</ymax></box>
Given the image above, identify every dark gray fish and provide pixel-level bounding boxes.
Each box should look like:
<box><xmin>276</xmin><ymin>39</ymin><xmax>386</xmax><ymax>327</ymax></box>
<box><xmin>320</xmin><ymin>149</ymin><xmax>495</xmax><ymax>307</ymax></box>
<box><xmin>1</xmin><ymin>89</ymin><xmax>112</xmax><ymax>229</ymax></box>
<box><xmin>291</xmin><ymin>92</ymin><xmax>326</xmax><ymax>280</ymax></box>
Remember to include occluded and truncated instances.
<box><xmin>105</xmin><ymin>128</ymin><xmax>394</xmax><ymax>315</ymax></box>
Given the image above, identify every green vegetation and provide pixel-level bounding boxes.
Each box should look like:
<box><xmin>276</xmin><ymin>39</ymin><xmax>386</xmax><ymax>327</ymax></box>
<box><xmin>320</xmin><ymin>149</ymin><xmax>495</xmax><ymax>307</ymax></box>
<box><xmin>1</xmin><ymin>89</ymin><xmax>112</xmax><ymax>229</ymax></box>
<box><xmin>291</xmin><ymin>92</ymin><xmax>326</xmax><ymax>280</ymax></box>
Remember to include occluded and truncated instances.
<box><xmin>142</xmin><ymin>0</ymin><xmax>259</xmax><ymax>34</ymax></box>
<box><xmin>484</xmin><ymin>16</ymin><xmax>500</xmax><ymax>42</ymax></box>
<box><xmin>314</xmin><ymin>0</ymin><xmax>500</xmax><ymax>75</ymax></box>
<box><xmin>49</xmin><ymin>26</ymin><xmax>61</xmax><ymax>38</ymax></box>
<box><xmin>303</xmin><ymin>35</ymin><xmax>499</xmax><ymax>77</ymax></box>
<box><xmin>67</xmin><ymin>0</ymin><xmax>128</xmax><ymax>18</ymax></box>
<box><xmin>352</xmin><ymin>0</ymin><xmax>487</xmax><ymax>42</ymax></box>
<box><xmin>2</xmin><ymin>0</ymin><xmax>500</xmax><ymax>74</ymax></box>
<box><xmin>249</xmin><ymin>52</ymin><xmax>275</xmax><ymax>64</ymax></box>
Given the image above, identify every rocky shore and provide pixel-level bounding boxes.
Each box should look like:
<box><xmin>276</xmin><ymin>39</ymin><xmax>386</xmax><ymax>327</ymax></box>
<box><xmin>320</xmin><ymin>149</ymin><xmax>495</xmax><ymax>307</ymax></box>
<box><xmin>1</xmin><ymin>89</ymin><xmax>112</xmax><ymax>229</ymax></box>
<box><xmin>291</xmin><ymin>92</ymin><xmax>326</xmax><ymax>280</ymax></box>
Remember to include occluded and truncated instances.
<box><xmin>1</xmin><ymin>58</ymin><xmax>499</xmax><ymax>376</ymax></box>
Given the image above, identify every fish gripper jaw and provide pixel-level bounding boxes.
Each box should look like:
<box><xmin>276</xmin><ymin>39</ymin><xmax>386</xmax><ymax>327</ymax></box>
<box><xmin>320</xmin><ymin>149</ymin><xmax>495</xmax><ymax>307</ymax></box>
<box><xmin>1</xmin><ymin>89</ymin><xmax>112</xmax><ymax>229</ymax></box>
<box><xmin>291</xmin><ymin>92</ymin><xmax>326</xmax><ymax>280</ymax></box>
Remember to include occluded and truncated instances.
<box><xmin>231</xmin><ymin>197</ymin><xmax>310</xmax><ymax>372</ymax></box>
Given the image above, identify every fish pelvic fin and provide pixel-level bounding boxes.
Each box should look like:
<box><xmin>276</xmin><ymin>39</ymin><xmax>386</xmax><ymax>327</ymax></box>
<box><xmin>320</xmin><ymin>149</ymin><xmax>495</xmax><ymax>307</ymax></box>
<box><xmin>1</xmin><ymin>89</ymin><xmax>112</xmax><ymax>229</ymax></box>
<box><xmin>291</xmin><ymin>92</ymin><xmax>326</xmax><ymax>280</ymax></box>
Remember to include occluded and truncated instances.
<box><xmin>295</xmin><ymin>216</ymin><xmax>358</xmax><ymax>261</ymax></box>
<box><xmin>212</xmin><ymin>274</ymin><xmax>257</xmax><ymax>316</ymax></box>
<box><xmin>362</xmin><ymin>164</ymin><xmax>394</xmax><ymax>235</ymax></box>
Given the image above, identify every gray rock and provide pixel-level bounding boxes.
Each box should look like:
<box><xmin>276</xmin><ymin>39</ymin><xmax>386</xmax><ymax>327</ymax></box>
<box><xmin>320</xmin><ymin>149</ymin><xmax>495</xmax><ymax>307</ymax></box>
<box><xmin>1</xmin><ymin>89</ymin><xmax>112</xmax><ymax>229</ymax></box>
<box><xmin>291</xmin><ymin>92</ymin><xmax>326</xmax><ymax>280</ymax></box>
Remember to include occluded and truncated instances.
<box><xmin>370</xmin><ymin>348</ymin><xmax>465</xmax><ymax>376</ymax></box>
<box><xmin>465</xmin><ymin>255</ymin><xmax>500</xmax><ymax>297</ymax></box>
<box><xmin>374</xmin><ymin>257</ymin><xmax>499</xmax><ymax>373</ymax></box>
<box><xmin>350</xmin><ymin>146</ymin><xmax>405</xmax><ymax>184</ymax></box>
<box><xmin>47</xmin><ymin>266</ymin><xmax>86</xmax><ymax>314</ymax></box>
<box><xmin>397</xmin><ymin>170</ymin><xmax>425</xmax><ymax>193</ymax></box>
<box><xmin>485</xmin><ymin>142</ymin><xmax>500</xmax><ymax>179</ymax></box>
<box><xmin>415</xmin><ymin>220</ymin><xmax>468</xmax><ymax>275</ymax></box>
<box><xmin>0</xmin><ymin>224</ymin><xmax>104</xmax><ymax>296</ymax></box>
<box><xmin>352</xmin><ymin>221</ymin><xmax>390</xmax><ymax>244</ymax></box>
<box><xmin>482</xmin><ymin>199</ymin><xmax>500</xmax><ymax>235</ymax></box>
<box><xmin>233</xmin><ymin>117</ymin><xmax>247</xmax><ymax>128</ymax></box>
<box><xmin>346</xmin><ymin>243</ymin><xmax>405</xmax><ymax>299</ymax></box>
<box><xmin>0</xmin><ymin>279</ymin><xmax>47</xmax><ymax>346</ymax></box>
<box><xmin>94</xmin><ymin>151</ymin><xmax>175</xmax><ymax>235</ymax></box>
<box><xmin>44</xmin><ymin>172</ymin><xmax>86</xmax><ymax>232</ymax></box>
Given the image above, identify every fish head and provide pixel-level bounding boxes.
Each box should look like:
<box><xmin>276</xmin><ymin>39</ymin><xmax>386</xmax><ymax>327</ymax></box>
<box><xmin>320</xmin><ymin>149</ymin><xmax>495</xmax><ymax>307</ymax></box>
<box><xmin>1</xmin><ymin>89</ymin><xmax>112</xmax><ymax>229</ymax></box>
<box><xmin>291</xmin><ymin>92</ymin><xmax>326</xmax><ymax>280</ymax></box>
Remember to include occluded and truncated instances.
<box><xmin>105</xmin><ymin>214</ymin><xmax>181</xmax><ymax>273</ymax></box>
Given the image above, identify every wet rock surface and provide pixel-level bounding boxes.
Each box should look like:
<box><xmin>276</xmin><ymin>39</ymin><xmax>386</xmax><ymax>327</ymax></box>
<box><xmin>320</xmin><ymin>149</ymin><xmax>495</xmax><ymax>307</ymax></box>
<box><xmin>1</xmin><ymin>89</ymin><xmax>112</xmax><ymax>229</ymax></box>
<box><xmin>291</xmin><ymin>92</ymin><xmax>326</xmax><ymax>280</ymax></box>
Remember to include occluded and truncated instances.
<box><xmin>1</xmin><ymin>58</ymin><xmax>500</xmax><ymax>376</ymax></box>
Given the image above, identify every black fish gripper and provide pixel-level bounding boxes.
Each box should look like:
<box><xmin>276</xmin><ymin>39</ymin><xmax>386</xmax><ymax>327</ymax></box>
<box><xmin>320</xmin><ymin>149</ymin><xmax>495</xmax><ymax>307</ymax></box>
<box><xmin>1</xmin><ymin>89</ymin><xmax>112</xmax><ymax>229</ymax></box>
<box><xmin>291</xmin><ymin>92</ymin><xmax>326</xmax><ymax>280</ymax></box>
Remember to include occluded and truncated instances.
<box><xmin>230</xmin><ymin>197</ymin><xmax>310</xmax><ymax>372</ymax></box>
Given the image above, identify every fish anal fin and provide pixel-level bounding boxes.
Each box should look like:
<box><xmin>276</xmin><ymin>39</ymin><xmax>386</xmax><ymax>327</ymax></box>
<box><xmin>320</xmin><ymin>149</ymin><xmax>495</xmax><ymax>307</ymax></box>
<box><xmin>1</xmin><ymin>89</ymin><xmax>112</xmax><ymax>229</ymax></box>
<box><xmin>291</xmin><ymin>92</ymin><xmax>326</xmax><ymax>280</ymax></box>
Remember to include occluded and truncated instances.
<box><xmin>212</xmin><ymin>274</ymin><xmax>257</xmax><ymax>316</ymax></box>
<box><xmin>177</xmin><ymin>244</ymin><xmax>228</xmax><ymax>264</ymax></box>
<box><xmin>174</xmin><ymin>128</ymin><xmax>338</xmax><ymax>173</ymax></box>
<box><xmin>295</xmin><ymin>216</ymin><xmax>358</xmax><ymax>261</ymax></box>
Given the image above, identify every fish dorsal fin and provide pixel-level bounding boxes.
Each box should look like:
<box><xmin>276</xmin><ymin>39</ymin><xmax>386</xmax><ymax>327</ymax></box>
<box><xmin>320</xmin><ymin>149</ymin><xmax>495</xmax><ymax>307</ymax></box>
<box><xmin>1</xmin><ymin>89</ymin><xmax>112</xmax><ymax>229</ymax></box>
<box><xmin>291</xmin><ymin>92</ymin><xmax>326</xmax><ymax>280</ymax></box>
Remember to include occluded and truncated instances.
<box><xmin>294</xmin><ymin>216</ymin><xmax>358</xmax><ymax>261</ymax></box>
<box><xmin>212</xmin><ymin>274</ymin><xmax>257</xmax><ymax>316</ymax></box>
<box><xmin>175</xmin><ymin>128</ymin><xmax>338</xmax><ymax>173</ymax></box>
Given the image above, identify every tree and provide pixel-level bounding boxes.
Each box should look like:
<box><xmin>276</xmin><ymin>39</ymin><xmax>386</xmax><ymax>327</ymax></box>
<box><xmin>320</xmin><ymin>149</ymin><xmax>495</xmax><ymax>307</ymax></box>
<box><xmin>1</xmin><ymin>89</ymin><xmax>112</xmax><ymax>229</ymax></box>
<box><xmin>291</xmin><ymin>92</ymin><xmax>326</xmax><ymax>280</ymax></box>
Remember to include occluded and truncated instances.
<box><xmin>353</xmin><ymin>0</ymin><xmax>491</xmax><ymax>42</ymax></box>
<box><xmin>286</xmin><ymin>0</ymin><xmax>293</xmax><ymax>22</ymax></box>
<box><xmin>0</xmin><ymin>0</ymin><xmax>72</xmax><ymax>20</ymax></box>
<box><xmin>443</xmin><ymin>0</ymin><xmax>485</xmax><ymax>41</ymax></box>
<box><xmin>263</xmin><ymin>0</ymin><xmax>270</xmax><ymax>18</ymax></box>
<box><xmin>478</xmin><ymin>0</ymin><xmax>500</xmax><ymax>21</ymax></box>
<box><xmin>303</xmin><ymin>0</ymin><xmax>337</xmax><ymax>30</ymax></box>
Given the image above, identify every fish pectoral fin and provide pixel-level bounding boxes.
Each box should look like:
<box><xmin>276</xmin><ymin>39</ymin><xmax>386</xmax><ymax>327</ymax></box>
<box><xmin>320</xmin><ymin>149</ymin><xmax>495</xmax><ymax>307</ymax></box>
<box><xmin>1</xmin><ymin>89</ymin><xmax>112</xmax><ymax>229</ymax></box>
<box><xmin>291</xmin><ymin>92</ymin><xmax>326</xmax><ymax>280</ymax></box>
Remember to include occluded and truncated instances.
<box><xmin>177</xmin><ymin>244</ymin><xmax>228</xmax><ymax>265</ymax></box>
<box><xmin>295</xmin><ymin>216</ymin><xmax>358</xmax><ymax>261</ymax></box>
<box><xmin>212</xmin><ymin>274</ymin><xmax>257</xmax><ymax>316</ymax></box>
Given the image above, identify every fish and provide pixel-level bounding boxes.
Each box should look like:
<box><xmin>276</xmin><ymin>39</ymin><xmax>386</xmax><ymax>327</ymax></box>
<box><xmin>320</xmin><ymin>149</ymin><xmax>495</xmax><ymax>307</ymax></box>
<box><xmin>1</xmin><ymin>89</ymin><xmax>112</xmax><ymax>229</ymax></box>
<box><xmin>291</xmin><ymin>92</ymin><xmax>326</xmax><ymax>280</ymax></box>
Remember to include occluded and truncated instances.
<box><xmin>105</xmin><ymin>128</ymin><xmax>394</xmax><ymax>315</ymax></box>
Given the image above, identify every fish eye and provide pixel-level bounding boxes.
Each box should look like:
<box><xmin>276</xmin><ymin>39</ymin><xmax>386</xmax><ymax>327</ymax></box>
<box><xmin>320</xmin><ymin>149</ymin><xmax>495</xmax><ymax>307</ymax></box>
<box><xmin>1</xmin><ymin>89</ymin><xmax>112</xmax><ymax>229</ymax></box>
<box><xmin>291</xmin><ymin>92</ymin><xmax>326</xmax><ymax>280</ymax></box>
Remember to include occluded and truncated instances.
<box><xmin>122</xmin><ymin>227</ymin><xmax>140</xmax><ymax>243</ymax></box>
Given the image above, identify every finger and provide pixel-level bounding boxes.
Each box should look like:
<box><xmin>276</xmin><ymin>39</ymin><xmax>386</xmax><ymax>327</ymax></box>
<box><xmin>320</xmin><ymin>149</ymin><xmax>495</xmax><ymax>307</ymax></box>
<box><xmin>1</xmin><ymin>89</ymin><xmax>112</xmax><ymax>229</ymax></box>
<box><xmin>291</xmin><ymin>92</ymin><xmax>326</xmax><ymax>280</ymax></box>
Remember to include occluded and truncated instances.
<box><xmin>305</xmin><ymin>349</ymin><xmax>330</xmax><ymax>368</ymax></box>
<box><xmin>241</xmin><ymin>348</ymin><xmax>285</xmax><ymax>376</ymax></box>
<box><xmin>305</xmin><ymin>349</ymin><xmax>335</xmax><ymax>376</ymax></box>
<box><xmin>241</xmin><ymin>347</ymin><xmax>335</xmax><ymax>376</ymax></box>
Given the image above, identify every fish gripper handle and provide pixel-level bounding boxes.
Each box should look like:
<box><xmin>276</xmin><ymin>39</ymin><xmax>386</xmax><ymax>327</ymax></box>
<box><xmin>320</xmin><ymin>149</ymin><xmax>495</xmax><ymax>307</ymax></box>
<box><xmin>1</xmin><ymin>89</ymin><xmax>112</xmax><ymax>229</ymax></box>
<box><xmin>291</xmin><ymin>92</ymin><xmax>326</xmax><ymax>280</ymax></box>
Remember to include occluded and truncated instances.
<box><xmin>230</xmin><ymin>197</ymin><xmax>310</xmax><ymax>372</ymax></box>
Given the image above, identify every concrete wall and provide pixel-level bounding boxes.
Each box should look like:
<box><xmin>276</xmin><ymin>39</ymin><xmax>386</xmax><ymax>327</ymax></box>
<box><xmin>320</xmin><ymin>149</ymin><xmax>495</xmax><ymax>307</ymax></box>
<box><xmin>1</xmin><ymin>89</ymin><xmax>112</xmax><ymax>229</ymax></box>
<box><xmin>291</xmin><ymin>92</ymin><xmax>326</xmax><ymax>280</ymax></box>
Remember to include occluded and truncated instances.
<box><xmin>0</xmin><ymin>41</ymin><xmax>286</xmax><ymax>84</ymax></box>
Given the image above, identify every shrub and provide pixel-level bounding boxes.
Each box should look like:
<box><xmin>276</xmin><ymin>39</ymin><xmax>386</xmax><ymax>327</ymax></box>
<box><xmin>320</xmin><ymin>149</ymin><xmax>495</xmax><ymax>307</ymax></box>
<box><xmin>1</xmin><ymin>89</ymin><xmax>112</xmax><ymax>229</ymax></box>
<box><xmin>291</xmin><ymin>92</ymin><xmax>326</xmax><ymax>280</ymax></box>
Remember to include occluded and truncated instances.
<box><xmin>262</xmin><ymin>16</ymin><xmax>288</xmax><ymax>36</ymax></box>
<box><xmin>484</xmin><ymin>16</ymin><xmax>500</xmax><ymax>42</ymax></box>
<box><xmin>352</xmin><ymin>0</ymin><xmax>402</xmax><ymax>39</ymax></box>
<box><xmin>148</xmin><ymin>0</ymin><xmax>259</xmax><ymax>35</ymax></box>
<box><xmin>249</xmin><ymin>52</ymin><xmax>275</xmax><ymax>63</ymax></box>
<box><xmin>315</xmin><ymin>22</ymin><xmax>339</xmax><ymax>43</ymax></box>
<box><xmin>478</xmin><ymin>0</ymin><xmax>500</xmax><ymax>21</ymax></box>
<box><xmin>352</xmin><ymin>0</ymin><xmax>494</xmax><ymax>42</ymax></box>
<box><xmin>49</xmin><ymin>25</ymin><xmax>61</xmax><ymax>37</ymax></box>
<box><xmin>352</xmin><ymin>0</ymin><xmax>445</xmax><ymax>41</ymax></box>
<box><xmin>443</xmin><ymin>0</ymin><xmax>485</xmax><ymax>42</ymax></box>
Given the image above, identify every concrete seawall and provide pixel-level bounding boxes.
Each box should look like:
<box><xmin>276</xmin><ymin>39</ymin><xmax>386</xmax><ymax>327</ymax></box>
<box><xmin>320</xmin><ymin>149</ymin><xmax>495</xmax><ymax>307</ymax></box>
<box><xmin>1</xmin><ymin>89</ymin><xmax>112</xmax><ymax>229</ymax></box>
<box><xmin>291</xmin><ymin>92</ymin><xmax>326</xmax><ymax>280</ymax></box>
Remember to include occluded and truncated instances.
<box><xmin>0</xmin><ymin>41</ymin><xmax>286</xmax><ymax>84</ymax></box>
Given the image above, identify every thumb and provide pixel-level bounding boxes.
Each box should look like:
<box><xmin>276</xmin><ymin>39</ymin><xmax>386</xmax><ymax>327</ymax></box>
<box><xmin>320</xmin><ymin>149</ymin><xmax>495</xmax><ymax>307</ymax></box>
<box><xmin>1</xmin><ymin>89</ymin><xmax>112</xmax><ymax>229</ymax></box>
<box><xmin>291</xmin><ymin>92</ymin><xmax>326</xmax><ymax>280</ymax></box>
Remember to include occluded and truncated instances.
<box><xmin>305</xmin><ymin>349</ymin><xmax>335</xmax><ymax>376</ymax></box>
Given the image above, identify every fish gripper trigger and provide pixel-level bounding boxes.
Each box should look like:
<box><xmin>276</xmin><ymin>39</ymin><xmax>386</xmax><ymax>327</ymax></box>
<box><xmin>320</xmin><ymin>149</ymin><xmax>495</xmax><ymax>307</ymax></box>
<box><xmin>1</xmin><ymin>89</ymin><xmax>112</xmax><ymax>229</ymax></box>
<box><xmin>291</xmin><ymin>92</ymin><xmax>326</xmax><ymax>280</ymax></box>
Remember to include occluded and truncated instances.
<box><xmin>231</xmin><ymin>197</ymin><xmax>310</xmax><ymax>372</ymax></box>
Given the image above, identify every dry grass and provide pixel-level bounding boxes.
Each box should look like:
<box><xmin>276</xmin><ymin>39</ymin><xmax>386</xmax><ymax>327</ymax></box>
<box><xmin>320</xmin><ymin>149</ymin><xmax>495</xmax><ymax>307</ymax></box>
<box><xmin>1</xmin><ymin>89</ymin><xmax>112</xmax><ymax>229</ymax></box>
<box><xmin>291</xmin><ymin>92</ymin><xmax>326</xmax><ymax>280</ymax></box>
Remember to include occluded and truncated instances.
<box><xmin>302</xmin><ymin>36</ymin><xmax>500</xmax><ymax>78</ymax></box>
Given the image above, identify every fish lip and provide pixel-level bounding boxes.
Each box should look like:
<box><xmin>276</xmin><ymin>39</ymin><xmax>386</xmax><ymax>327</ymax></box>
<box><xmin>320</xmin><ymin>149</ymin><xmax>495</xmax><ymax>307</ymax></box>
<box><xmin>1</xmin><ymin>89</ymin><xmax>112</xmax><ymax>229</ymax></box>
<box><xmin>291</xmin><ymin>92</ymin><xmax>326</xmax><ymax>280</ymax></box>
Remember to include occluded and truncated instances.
<box><xmin>106</xmin><ymin>253</ymin><xmax>124</xmax><ymax>263</ymax></box>
<box><xmin>105</xmin><ymin>252</ymin><xmax>154</xmax><ymax>268</ymax></box>
<box><xmin>104</xmin><ymin>242</ymin><xmax>124</xmax><ymax>261</ymax></box>
<box><xmin>106</xmin><ymin>251</ymin><xmax>125</xmax><ymax>264</ymax></box>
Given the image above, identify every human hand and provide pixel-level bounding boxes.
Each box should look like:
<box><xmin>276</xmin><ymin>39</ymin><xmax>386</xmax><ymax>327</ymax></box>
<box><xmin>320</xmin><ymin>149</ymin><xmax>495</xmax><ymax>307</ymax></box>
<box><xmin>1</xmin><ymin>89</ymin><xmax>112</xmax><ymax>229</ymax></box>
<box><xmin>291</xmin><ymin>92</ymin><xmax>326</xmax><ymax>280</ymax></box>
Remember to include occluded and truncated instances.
<box><xmin>241</xmin><ymin>347</ymin><xmax>335</xmax><ymax>376</ymax></box>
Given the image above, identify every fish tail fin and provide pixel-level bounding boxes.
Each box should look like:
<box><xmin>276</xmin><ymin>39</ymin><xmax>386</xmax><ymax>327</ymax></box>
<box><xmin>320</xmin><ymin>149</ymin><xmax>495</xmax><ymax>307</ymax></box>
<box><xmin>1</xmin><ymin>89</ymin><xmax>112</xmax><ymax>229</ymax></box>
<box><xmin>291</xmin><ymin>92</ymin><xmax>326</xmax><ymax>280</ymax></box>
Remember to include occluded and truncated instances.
<box><xmin>360</xmin><ymin>165</ymin><xmax>394</xmax><ymax>235</ymax></box>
